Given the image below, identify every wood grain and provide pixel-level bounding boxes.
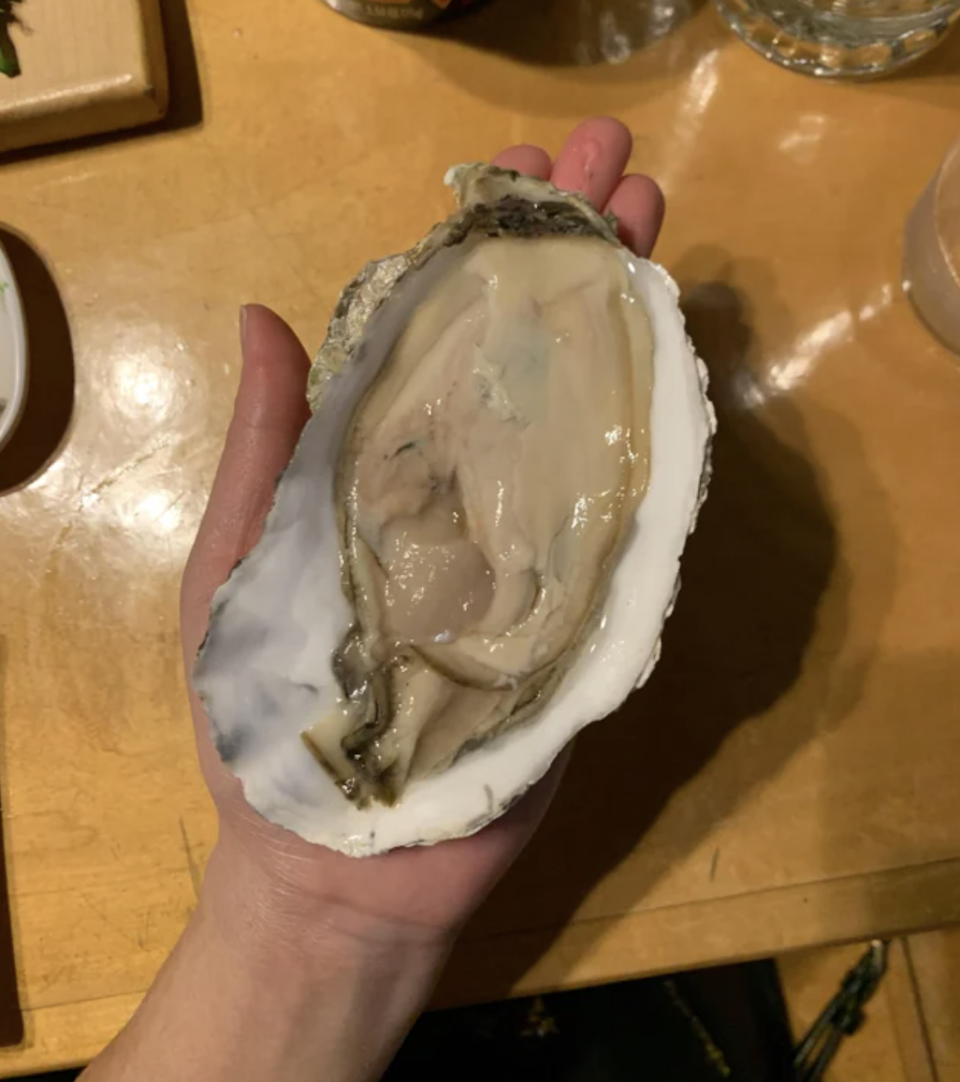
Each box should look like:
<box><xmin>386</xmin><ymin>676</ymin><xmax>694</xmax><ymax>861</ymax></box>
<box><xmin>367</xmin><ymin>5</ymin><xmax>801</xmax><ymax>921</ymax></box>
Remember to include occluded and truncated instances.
<box><xmin>905</xmin><ymin>928</ymin><xmax>960</xmax><ymax>1081</ymax></box>
<box><xmin>779</xmin><ymin>939</ymin><xmax>937</xmax><ymax>1082</ymax></box>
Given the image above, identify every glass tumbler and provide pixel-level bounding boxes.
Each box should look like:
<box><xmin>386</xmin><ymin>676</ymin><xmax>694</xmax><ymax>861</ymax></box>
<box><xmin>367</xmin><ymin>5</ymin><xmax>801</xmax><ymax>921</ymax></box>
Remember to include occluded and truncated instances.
<box><xmin>903</xmin><ymin>136</ymin><xmax>960</xmax><ymax>356</ymax></box>
<box><xmin>714</xmin><ymin>0</ymin><xmax>960</xmax><ymax>76</ymax></box>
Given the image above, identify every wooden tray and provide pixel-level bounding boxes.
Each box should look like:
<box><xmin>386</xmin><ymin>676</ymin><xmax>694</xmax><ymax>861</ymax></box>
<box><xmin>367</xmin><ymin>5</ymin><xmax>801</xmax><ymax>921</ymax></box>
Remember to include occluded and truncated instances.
<box><xmin>0</xmin><ymin>0</ymin><xmax>167</xmax><ymax>153</ymax></box>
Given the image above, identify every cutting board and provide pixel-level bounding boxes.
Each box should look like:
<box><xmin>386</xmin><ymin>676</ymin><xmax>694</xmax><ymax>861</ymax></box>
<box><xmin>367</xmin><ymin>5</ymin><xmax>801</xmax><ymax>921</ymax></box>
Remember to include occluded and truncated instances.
<box><xmin>0</xmin><ymin>0</ymin><xmax>168</xmax><ymax>154</ymax></box>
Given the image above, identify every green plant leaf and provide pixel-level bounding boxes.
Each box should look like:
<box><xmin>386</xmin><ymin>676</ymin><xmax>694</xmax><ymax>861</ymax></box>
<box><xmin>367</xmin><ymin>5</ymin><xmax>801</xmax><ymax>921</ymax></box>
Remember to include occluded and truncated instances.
<box><xmin>0</xmin><ymin>51</ymin><xmax>20</xmax><ymax>78</ymax></box>
<box><xmin>0</xmin><ymin>0</ymin><xmax>21</xmax><ymax>78</ymax></box>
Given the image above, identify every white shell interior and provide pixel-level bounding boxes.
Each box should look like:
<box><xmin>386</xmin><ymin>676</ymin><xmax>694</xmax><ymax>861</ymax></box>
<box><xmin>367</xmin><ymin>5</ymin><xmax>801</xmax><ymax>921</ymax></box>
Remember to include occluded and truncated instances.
<box><xmin>194</xmin><ymin>240</ymin><xmax>713</xmax><ymax>856</ymax></box>
<box><xmin>0</xmin><ymin>242</ymin><xmax>28</xmax><ymax>455</ymax></box>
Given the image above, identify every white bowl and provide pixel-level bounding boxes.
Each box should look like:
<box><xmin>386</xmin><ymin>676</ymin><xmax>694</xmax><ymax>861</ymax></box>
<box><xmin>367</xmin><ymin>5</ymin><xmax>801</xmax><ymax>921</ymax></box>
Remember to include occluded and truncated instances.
<box><xmin>0</xmin><ymin>240</ymin><xmax>28</xmax><ymax>453</ymax></box>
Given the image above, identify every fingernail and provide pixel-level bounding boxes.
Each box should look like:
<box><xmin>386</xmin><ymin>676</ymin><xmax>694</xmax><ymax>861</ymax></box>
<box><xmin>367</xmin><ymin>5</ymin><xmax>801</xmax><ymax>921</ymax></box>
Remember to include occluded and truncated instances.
<box><xmin>239</xmin><ymin>304</ymin><xmax>250</xmax><ymax>354</ymax></box>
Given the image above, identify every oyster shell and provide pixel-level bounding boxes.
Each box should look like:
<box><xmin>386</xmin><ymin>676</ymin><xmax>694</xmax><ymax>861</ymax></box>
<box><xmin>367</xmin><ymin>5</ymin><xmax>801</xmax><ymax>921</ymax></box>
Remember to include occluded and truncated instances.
<box><xmin>193</xmin><ymin>165</ymin><xmax>714</xmax><ymax>855</ymax></box>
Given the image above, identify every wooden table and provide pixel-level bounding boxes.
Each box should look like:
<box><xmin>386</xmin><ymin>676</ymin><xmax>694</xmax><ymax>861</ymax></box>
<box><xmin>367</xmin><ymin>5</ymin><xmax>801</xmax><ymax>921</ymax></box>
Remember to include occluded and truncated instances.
<box><xmin>1</xmin><ymin>0</ymin><xmax>959</xmax><ymax>1073</ymax></box>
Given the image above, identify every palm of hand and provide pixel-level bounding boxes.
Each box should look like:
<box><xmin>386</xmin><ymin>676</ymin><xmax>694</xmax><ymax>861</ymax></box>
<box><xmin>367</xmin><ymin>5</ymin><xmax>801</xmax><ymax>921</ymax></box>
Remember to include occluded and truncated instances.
<box><xmin>180</xmin><ymin>118</ymin><xmax>664</xmax><ymax>948</ymax></box>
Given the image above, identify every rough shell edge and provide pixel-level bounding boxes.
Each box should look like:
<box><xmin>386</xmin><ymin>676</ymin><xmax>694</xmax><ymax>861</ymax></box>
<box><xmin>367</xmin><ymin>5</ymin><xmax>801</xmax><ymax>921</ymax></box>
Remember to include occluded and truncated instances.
<box><xmin>308</xmin><ymin>165</ymin><xmax>621</xmax><ymax>412</ymax></box>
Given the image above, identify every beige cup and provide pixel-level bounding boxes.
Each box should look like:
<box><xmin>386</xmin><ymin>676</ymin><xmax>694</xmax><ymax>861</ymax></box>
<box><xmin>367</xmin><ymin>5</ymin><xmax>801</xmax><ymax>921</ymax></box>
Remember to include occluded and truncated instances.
<box><xmin>903</xmin><ymin>136</ymin><xmax>960</xmax><ymax>355</ymax></box>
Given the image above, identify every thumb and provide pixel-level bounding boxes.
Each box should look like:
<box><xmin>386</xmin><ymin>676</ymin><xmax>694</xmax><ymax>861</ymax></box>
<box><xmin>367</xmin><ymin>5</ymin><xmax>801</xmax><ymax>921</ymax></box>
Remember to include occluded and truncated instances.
<box><xmin>180</xmin><ymin>304</ymin><xmax>311</xmax><ymax>661</ymax></box>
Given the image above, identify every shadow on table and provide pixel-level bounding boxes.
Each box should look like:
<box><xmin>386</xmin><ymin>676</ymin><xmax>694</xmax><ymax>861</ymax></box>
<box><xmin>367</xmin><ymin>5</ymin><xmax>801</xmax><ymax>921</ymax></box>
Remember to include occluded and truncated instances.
<box><xmin>0</xmin><ymin>0</ymin><xmax>202</xmax><ymax>166</ymax></box>
<box><xmin>13</xmin><ymin>1074</ymin><xmax>80</xmax><ymax>1082</ymax></box>
<box><xmin>431</xmin><ymin>0</ymin><xmax>707</xmax><ymax>66</ymax></box>
<box><xmin>0</xmin><ymin>228</ymin><xmax>73</xmax><ymax>495</ymax></box>
<box><xmin>0</xmin><ymin>640</ymin><xmax>24</xmax><ymax>1047</ymax></box>
<box><xmin>397</xmin><ymin>960</ymin><xmax>793</xmax><ymax>1081</ymax></box>
<box><xmin>408</xmin><ymin>0</ymin><xmax>725</xmax><ymax>115</ymax></box>
<box><xmin>438</xmin><ymin>251</ymin><xmax>894</xmax><ymax>1006</ymax></box>
<box><xmin>886</xmin><ymin>16</ymin><xmax>960</xmax><ymax>83</ymax></box>
<box><xmin>155</xmin><ymin>0</ymin><xmax>203</xmax><ymax>133</ymax></box>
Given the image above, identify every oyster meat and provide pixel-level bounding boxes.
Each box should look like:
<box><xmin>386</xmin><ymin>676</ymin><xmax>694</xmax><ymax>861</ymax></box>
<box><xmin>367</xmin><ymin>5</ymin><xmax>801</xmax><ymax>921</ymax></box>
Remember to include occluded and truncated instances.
<box><xmin>193</xmin><ymin>165</ymin><xmax>714</xmax><ymax>855</ymax></box>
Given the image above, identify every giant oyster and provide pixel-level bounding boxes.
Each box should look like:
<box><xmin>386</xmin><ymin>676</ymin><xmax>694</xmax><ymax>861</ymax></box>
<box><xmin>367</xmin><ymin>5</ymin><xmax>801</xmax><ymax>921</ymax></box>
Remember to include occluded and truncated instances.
<box><xmin>193</xmin><ymin>165</ymin><xmax>714</xmax><ymax>856</ymax></box>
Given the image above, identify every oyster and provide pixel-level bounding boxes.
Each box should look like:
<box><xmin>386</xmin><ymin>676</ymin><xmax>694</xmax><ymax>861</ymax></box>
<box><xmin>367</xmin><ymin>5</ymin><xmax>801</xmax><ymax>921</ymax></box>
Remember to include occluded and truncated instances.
<box><xmin>193</xmin><ymin>165</ymin><xmax>714</xmax><ymax>855</ymax></box>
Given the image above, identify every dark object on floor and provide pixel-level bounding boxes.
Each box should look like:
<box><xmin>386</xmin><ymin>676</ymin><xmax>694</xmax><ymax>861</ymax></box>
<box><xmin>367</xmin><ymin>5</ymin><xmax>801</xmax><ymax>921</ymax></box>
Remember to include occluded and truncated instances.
<box><xmin>794</xmin><ymin>940</ymin><xmax>889</xmax><ymax>1082</ymax></box>
<box><xmin>386</xmin><ymin>961</ymin><xmax>795</xmax><ymax>1082</ymax></box>
<box><xmin>0</xmin><ymin>643</ymin><xmax>22</xmax><ymax>1048</ymax></box>
<box><xmin>13</xmin><ymin>962</ymin><xmax>796</xmax><ymax>1081</ymax></box>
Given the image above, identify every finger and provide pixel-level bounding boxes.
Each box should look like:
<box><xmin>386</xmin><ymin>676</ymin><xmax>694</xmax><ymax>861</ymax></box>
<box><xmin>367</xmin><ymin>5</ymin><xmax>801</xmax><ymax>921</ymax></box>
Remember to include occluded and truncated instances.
<box><xmin>181</xmin><ymin>304</ymin><xmax>310</xmax><ymax>659</ymax></box>
<box><xmin>605</xmin><ymin>174</ymin><xmax>666</xmax><ymax>258</ymax></box>
<box><xmin>492</xmin><ymin>143</ymin><xmax>552</xmax><ymax>179</ymax></box>
<box><xmin>550</xmin><ymin>117</ymin><xmax>633</xmax><ymax>209</ymax></box>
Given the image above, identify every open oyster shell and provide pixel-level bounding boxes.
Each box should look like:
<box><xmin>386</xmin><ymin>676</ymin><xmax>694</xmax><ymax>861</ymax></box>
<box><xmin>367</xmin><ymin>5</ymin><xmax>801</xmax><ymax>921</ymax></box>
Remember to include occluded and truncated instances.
<box><xmin>193</xmin><ymin>165</ymin><xmax>714</xmax><ymax>856</ymax></box>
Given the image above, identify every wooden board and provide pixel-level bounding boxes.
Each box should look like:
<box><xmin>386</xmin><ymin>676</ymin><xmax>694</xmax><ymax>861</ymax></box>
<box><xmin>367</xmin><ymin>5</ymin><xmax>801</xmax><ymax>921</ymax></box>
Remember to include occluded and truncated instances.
<box><xmin>0</xmin><ymin>0</ymin><xmax>168</xmax><ymax>153</ymax></box>
<box><xmin>905</xmin><ymin>928</ymin><xmax>960</xmax><ymax>1081</ymax></box>
<box><xmin>0</xmin><ymin>0</ymin><xmax>960</xmax><ymax>1073</ymax></box>
<box><xmin>779</xmin><ymin>932</ymin><xmax>960</xmax><ymax>1082</ymax></box>
<box><xmin>779</xmin><ymin>940</ymin><xmax>935</xmax><ymax>1082</ymax></box>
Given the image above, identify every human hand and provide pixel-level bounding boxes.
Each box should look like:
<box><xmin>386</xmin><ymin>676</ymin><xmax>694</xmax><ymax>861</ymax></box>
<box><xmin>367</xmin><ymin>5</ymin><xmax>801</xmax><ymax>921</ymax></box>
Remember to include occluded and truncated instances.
<box><xmin>80</xmin><ymin>118</ymin><xmax>666</xmax><ymax>1082</ymax></box>
<box><xmin>180</xmin><ymin>117</ymin><xmax>665</xmax><ymax>957</ymax></box>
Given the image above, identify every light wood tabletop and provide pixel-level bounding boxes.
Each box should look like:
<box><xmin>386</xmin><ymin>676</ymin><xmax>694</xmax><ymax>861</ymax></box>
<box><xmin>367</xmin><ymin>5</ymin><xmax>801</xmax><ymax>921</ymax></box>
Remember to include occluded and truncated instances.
<box><xmin>1</xmin><ymin>0</ymin><xmax>960</xmax><ymax>1073</ymax></box>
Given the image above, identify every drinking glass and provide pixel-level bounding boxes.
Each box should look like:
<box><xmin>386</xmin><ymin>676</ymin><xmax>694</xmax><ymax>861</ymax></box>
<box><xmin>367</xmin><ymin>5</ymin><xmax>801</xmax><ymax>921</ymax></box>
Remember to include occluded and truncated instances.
<box><xmin>903</xmin><ymin>136</ymin><xmax>960</xmax><ymax>356</ymax></box>
<box><xmin>714</xmin><ymin>0</ymin><xmax>960</xmax><ymax>77</ymax></box>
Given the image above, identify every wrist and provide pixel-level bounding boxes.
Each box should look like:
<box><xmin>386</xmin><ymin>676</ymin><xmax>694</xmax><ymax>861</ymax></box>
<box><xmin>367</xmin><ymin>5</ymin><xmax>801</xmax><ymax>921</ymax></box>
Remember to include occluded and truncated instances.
<box><xmin>185</xmin><ymin>829</ymin><xmax>448</xmax><ymax>1081</ymax></box>
<box><xmin>86</xmin><ymin>834</ymin><xmax>447</xmax><ymax>1082</ymax></box>
<box><xmin>202</xmin><ymin>821</ymin><xmax>453</xmax><ymax>966</ymax></box>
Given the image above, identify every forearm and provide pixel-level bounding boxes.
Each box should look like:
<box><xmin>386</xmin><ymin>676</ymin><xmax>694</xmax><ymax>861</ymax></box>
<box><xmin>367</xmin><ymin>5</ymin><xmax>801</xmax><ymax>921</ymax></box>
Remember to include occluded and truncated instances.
<box><xmin>81</xmin><ymin>842</ymin><xmax>447</xmax><ymax>1082</ymax></box>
